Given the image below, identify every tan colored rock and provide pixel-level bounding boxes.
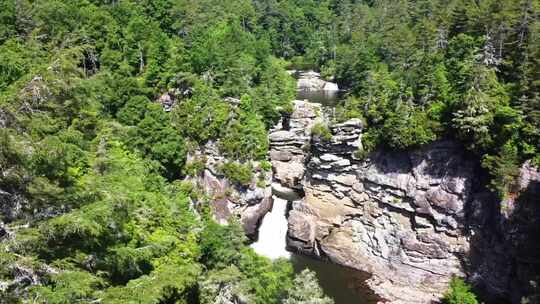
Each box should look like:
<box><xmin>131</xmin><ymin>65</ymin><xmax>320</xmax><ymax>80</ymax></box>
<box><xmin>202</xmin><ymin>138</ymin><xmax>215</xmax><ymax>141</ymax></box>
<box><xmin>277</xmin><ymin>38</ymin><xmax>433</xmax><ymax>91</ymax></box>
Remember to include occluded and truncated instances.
<box><xmin>287</xmin><ymin>140</ymin><xmax>477</xmax><ymax>303</ymax></box>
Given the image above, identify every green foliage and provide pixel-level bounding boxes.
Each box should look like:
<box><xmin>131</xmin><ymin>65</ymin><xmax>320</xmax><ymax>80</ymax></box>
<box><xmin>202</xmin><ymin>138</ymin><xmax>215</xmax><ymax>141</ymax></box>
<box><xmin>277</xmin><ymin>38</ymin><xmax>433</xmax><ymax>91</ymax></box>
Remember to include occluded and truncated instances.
<box><xmin>183</xmin><ymin>157</ymin><xmax>207</xmax><ymax>177</ymax></box>
<box><xmin>1</xmin><ymin>0</ymin><xmax>539</xmax><ymax>302</ymax></box>
<box><xmin>354</xmin><ymin>131</ymin><xmax>379</xmax><ymax>160</ymax></box>
<box><xmin>0</xmin><ymin>1</ymin><xmax>330</xmax><ymax>303</ymax></box>
<box><xmin>253</xmin><ymin>57</ymin><xmax>296</xmax><ymax>127</ymax></box>
<box><xmin>0</xmin><ymin>129</ymin><xmax>27</xmax><ymax>194</ymax></box>
<box><xmin>381</xmin><ymin>105</ymin><xmax>437</xmax><ymax>150</ymax></box>
<box><xmin>237</xmin><ymin>251</ymin><xmax>294</xmax><ymax>304</ymax></box>
<box><xmin>0</xmin><ymin>39</ymin><xmax>36</xmax><ymax>90</ymax></box>
<box><xmin>324</xmin><ymin>0</ymin><xmax>539</xmax><ymax>197</ymax></box>
<box><xmin>130</xmin><ymin>103</ymin><xmax>186</xmax><ymax>180</ymax></box>
<box><xmin>218</xmin><ymin>162</ymin><xmax>254</xmax><ymax>186</ymax></box>
<box><xmin>219</xmin><ymin>96</ymin><xmax>269</xmax><ymax>160</ymax></box>
<box><xmin>30</xmin><ymin>271</ymin><xmax>105</xmax><ymax>304</ymax></box>
<box><xmin>259</xmin><ymin>160</ymin><xmax>272</xmax><ymax>172</ymax></box>
<box><xmin>117</xmin><ymin>95</ymin><xmax>150</xmax><ymax>126</ymax></box>
<box><xmin>190</xmin><ymin>21</ymin><xmax>258</xmax><ymax>96</ymax></box>
<box><xmin>200</xmin><ymin>266</ymin><xmax>251</xmax><ymax>304</ymax></box>
<box><xmin>198</xmin><ymin>218</ymin><xmax>296</xmax><ymax>304</ymax></box>
<box><xmin>199</xmin><ymin>218</ymin><xmax>247</xmax><ymax>269</ymax></box>
<box><xmin>451</xmin><ymin>65</ymin><xmax>508</xmax><ymax>151</ymax></box>
<box><xmin>311</xmin><ymin>122</ymin><xmax>333</xmax><ymax>142</ymax></box>
<box><xmin>284</xmin><ymin>269</ymin><xmax>334</xmax><ymax>304</ymax></box>
<box><xmin>442</xmin><ymin>278</ymin><xmax>479</xmax><ymax>304</ymax></box>
<box><xmin>172</xmin><ymin>83</ymin><xmax>232</xmax><ymax>144</ymax></box>
<box><xmin>482</xmin><ymin>141</ymin><xmax>521</xmax><ymax>198</ymax></box>
<box><xmin>100</xmin><ymin>263</ymin><xmax>201</xmax><ymax>304</ymax></box>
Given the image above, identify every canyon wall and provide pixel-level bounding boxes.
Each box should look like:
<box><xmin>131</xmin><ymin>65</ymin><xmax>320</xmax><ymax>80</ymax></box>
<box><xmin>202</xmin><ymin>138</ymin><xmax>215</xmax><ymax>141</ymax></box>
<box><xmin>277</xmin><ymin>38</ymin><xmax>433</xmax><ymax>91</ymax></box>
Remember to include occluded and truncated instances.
<box><xmin>185</xmin><ymin>141</ymin><xmax>273</xmax><ymax>240</ymax></box>
<box><xmin>270</xmin><ymin>101</ymin><xmax>540</xmax><ymax>303</ymax></box>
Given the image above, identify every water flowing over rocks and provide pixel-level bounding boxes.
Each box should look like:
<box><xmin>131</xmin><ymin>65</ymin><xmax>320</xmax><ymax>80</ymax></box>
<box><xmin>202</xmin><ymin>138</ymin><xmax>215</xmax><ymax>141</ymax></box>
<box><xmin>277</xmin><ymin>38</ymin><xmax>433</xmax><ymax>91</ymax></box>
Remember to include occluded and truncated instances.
<box><xmin>268</xmin><ymin>100</ymin><xmax>540</xmax><ymax>303</ymax></box>
<box><xmin>296</xmin><ymin>71</ymin><xmax>339</xmax><ymax>92</ymax></box>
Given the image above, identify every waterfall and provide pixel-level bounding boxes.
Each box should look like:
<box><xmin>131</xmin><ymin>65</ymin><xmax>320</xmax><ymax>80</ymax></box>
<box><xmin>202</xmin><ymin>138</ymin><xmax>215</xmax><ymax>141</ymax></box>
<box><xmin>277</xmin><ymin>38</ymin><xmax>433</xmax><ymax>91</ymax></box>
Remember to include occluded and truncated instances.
<box><xmin>250</xmin><ymin>197</ymin><xmax>290</xmax><ymax>259</ymax></box>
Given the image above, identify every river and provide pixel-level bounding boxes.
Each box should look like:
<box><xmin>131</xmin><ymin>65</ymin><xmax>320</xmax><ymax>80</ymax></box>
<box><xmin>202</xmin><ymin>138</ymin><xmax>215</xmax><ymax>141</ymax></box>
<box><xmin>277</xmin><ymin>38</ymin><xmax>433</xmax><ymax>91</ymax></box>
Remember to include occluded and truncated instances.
<box><xmin>250</xmin><ymin>79</ymin><xmax>376</xmax><ymax>304</ymax></box>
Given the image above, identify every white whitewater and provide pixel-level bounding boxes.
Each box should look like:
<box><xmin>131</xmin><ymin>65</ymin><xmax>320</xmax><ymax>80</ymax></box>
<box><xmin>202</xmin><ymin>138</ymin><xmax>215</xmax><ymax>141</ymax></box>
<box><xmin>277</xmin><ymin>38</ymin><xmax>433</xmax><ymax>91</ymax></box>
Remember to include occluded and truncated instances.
<box><xmin>250</xmin><ymin>197</ymin><xmax>291</xmax><ymax>259</ymax></box>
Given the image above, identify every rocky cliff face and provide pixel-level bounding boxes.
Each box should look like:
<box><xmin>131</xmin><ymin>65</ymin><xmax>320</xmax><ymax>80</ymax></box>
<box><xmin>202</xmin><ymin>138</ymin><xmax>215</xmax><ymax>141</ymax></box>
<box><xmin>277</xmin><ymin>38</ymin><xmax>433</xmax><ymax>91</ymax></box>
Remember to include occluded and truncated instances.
<box><xmin>469</xmin><ymin>161</ymin><xmax>540</xmax><ymax>304</ymax></box>
<box><xmin>505</xmin><ymin>164</ymin><xmax>540</xmax><ymax>303</ymax></box>
<box><xmin>185</xmin><ymin>142</ymin><xmax>273</xmax><ymax>240</ymax></box>
<box><xmin>270</xmin><ymin>101</ymin><xmax>540</xmax><ymax>303</ymax></box>
<box><xmin>288</xmin><ymin>132</ymin><xmax>474</xmax><ymax>303</ymax></box>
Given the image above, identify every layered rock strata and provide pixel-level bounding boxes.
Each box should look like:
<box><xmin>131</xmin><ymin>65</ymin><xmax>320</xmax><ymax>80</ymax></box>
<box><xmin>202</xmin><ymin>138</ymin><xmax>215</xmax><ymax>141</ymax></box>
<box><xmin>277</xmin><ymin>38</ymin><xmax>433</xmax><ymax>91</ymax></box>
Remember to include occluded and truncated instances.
<box><xmin>271</xmin><ymin>100</ymin><xmax>540</xmax><ymax>303</ymax></box>
<box><xmin>270</xmin><ymin>100</ymin><xmax>477</xmax><ymax>302</ymax></box>
<box><xmin>289</xmin><ymin>137</ymin><xmax>475</xmax><ymax>303</ymax></box>
<box><xmin>269</xmin><ymin>100</ymin><xmax>322</xmax><ymax>198</ymax></box>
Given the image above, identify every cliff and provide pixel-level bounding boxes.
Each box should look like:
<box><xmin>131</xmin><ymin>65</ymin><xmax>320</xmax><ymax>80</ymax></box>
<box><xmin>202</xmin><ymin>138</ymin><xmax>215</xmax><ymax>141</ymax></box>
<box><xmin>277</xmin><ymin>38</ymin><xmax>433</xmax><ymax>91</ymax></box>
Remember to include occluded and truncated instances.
<box><xmin>270</xmin><ymin>101</ymin><xmax>540</xmax><ymax>303</ymax></box>
<box><xmin>185</xmin><ymin>141</ymin><xmax>273</xmax><ymax>240</ymax></box>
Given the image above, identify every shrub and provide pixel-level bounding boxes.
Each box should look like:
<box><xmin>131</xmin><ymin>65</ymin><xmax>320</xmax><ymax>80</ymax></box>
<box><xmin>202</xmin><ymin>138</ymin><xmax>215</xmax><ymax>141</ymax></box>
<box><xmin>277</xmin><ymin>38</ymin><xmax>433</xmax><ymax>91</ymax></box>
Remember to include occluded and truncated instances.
<box><xmin>442</xmin><ymin>278</ymin><xmax>478</xmax><ymax>304</ymax></box>
<box><xmin>183</xmin><ymin>158</ymin><xmax>207</xmax><ymax>177</ymax></box>
<box><xmin>218</xmin><ymin>162</ymin><xmax>253</xmax><ymax>186</ymax></box>
<box><xmin>311</xmin><ymin>122</ymin><xmax>332</xmax><ymax>142</ymax></box>
<box><xmin>354</xmin><ymin>131</ymin><xmax>378</xmax><ymax>160</ymax></box>
<box><xmin>117</xmin><ymin>95</ymin><xmax>150</xmax><ymax>126</ymax></box>
<box><xmin>256</xmin><ymin>172</ymin><xmax>266</xmax><ymax>188</ymax></box>
<box><xmin>259</xmin><ymin>160</ymin><xmax>272</xmax><ymax>172</ymax></box>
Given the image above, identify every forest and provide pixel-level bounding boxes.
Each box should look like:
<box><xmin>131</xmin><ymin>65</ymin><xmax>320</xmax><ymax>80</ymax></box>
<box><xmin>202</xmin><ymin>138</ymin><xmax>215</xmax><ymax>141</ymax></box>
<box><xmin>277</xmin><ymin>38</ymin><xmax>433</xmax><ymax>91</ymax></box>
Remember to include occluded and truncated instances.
<box><xmin>0</xmin><ymin>0</ymin><xmax>538</xmax><ymax>303</ymax></box>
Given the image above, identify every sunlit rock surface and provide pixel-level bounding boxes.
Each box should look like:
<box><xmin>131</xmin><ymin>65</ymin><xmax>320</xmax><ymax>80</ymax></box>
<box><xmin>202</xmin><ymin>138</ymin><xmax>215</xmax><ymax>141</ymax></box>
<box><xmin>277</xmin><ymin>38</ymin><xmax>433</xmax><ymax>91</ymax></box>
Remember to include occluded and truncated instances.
<box><xmin>269</xmin><ymin>101</ymin><xmax>540</xmax><ymax>303</ymax></box>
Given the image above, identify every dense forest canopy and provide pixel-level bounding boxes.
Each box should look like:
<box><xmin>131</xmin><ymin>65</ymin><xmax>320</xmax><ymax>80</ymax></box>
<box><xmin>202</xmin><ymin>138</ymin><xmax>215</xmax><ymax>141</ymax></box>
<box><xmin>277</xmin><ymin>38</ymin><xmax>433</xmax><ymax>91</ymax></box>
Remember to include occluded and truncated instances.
<box><xmin>0</xmin><ymin>0</ymin><xmax>538</xmax><ymax>303</ymax></box>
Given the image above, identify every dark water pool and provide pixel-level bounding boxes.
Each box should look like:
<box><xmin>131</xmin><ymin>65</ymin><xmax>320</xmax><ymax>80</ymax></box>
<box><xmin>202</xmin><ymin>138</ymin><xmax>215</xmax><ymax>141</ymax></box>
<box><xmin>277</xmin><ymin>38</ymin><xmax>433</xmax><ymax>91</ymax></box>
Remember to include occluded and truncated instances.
<box><xmin>297</xmin><ymin>89</ymin><xmax>341</xmax><ymax>107</ymax></box>
<box><xmin>290</xmin><ymin>254</ymin><xmax>378</xmax><ymax>304</ymax></box>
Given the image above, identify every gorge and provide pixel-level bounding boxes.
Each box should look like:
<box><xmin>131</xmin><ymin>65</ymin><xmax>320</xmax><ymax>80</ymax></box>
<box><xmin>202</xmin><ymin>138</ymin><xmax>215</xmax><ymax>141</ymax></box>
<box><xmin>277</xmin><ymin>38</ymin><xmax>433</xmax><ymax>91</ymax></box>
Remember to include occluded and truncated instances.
<box><xmin>1</xmin><ymin>1</ymin><xmax>539</xmax><ymax>303</ymax></box>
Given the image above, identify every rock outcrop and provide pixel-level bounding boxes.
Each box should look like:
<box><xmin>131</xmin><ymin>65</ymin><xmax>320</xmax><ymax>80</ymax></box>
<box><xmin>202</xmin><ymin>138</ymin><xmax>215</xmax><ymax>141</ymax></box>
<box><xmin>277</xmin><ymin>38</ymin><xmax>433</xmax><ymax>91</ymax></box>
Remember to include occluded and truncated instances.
<box><xmin>469</xmin><ymin>161</ymin><xmax>540</xmax><ymax>303</ymax></box>
<box><xmin>296</xmin><ymin>71</ymin><xmax>339</xmax><ymax>92</ymax></box>
<box><xmin>269</xmin><ymin>100</ymin><xmax>322</xmax><ymax>198</ymax></box>
<box><xmin>185</xmin><ymin>142</ymin><xmax>272</xmax><ymax>239</ymax></box>
<box><xmin>504</xmin><ymin>163</ymin><xmax>540</xmax><ymax>303</ymax></box>
<box><xmin>287</xmin><ymin>127</ymin><xmax>474</xmax><ymax>303</ymax></box>
<box><xmin>271</xmin><ymin>100</ymin><xmax>540</xmax><ymax>303</ymax></box>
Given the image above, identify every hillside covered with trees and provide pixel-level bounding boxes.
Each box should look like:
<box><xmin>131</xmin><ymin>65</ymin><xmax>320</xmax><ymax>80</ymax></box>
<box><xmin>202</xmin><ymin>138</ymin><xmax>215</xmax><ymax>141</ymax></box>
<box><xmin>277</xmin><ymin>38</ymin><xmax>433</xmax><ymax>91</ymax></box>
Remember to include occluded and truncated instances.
<box><xmin>0</xmin><ymin>0</ymin><xmax>538</xmax><ymax>303</ymax></box>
